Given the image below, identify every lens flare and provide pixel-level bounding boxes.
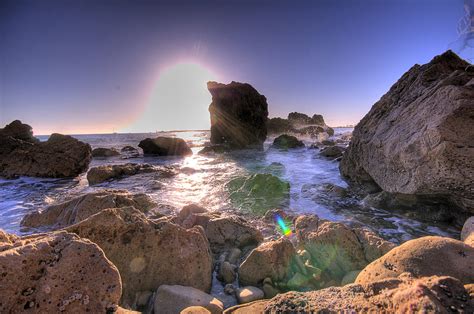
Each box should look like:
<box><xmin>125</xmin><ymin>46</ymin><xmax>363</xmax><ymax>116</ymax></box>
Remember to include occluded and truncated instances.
<box><xmin>276</xmin><ymin>214</ymin><xmax>292</xmax><ymax>236</ymax></box>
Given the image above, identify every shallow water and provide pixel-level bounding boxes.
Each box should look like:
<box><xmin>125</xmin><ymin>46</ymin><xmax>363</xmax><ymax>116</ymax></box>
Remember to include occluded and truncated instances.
<box><xmin>0</xmin><ymin>128</ymin><xmax>460</xmax><ymax>243</ymax></box>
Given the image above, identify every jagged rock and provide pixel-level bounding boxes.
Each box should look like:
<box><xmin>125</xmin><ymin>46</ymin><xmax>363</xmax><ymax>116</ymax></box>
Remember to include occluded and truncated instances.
<box><xmin>462</xmin><ymin>216</ymin><xmax>474</xmax><ymax>246</ymax></box>
<box><xmin>263</xmin><ymin>274</ymin><xmax>473</xmax><ymax>312</ymax></box>
<box><xmin>340</xmin><ymin>51</ymin><xmax>474</xmax><ymax>212</ymax></box>
<box><xmin>320</xmin><ymin>146</ymin><xmax>345</xmax><ymax>159</ymax></box>
<box><xmin>21</xmin><ymin>190</ymin><xmax>156</xmax><ymax>230</ymax></box>
<box><xmin>154</xmin><ymin>285</ymin><xmax>223</xmax><ymax>314</ymax></box>
<box><xmin>0</xmin><ymin>230</ymin><xmax>122</xmax><ymax>313</ymax></box>
<box><xmin>238</xmin><ymin>238</ymin><xmax>296</xmax><ymax>286</ymax></box>
<box><xmin>87</xmin><ymin>163</ymin><xmax>175</xmax><ymax>184</ymax></box>
<box><xmin>267</xmin><ymin>117</ymin><xmax>293</xmax><ymax>134</ymax></box>
<box><xmin>236</xmin><ymin>286</ymin><xmax>264</xmax><ymax>304</ymax></box>
<box><xmin>288</xmin><ymin>112</ymin><xmax>325</xmax><ymax>126</ymax></box>
<box><xmin>92</xmin><ymin>147</ymin><xmax>120</xmax><ymax>157</ymax></box>
<box><xmin>65</xmin><ymin>207</ymin><xmax>213</xmax><ymax>306</ymax></box>
<box><xmin>356</xmin><ymin>236</ymin><xmax>474</xmax><ymax>285</ymax></box>
<box><xmin>138</xmin><ymin>137</ymin><xmax>192</xmax><ymax>156</ymax></box>
<box><xmin>207</xmin><ymin>81</ymin><xmax>268</xmax><ymax>148</ymax></box>
<box><xmin>0</xmin><ymin>121</ymin><xmax>91</xmax><ymax>178</ymax></box>
<box><xmin>272</xmin><ymin>134</ymin><xmax>304</xmax><ymax>149</ymax></box>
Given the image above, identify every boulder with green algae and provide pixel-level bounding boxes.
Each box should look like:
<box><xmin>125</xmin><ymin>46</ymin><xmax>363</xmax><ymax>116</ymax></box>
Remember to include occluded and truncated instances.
<box><xmin>227</xmin><ymin>173</ymin><xmax>290</xmax><ymax>215</ymax></box>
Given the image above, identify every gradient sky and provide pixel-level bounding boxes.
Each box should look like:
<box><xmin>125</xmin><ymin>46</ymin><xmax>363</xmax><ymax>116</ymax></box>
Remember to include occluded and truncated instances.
<box><xmin>0</xmin><ymin>0</ymin><xmax>469</xmax><ymax>134</ymax></box>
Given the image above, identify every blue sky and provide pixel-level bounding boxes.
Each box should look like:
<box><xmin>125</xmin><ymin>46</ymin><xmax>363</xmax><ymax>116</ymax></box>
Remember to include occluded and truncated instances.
<box><xmin>0</xmin><ymin>0</ymin><xmax>468</xmax><ymax>134</ymax></box>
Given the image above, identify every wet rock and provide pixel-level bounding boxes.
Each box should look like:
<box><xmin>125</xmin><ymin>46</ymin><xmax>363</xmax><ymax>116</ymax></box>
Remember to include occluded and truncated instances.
<box><xmin>92</xmin><ymin>147</ymin><xmax>120</xmax><ymax>157</ymax></box>
<box><xmin>267</xmin><ymin>117</ymin><xmax>293</xmax><ymax>134</ymax></box>
<box><xmin>223</xmin><ymin>300</ymin><xmax>267</xmax><ymax>314</ymax></box>
<box><xmin>272</xmin><ymin>134</ymin><xmax>304</xmax><ymax>149</ymax></box>
<box><xmin>321</xmin><ymin>140</ymin><xmax>335</xmax><ymax>146</ymax></box>
<box><xmin>177</xmin><ymin>204</ymin><xmax>208</xmax><ymax>223</ymax></box>
<box><xmin>0</xmin><ymin>230</ymin><xmax>122</xmax><ymax>313</ymax></box>
<box><xmin>224</xmin><ymin>284</ymin><xmax>236</xmax><ymax>295</ymax></box>
<box><xmin>226</xmin><ymin>247</ymin><xmax>242</xmax><ymax>265</ymax></box>
<box><xmin>218</xmin><ymin>261</ymin><xmax>236</xmax><ymax>284</ymax></box>
<box><xmin>462</xmin><ymin>216</ymin><xmax>474</xmax><ymax>246</ymax></box>
<box><xmin>21</xmin><ymin>190</ymin><xmax>156</xmax><ymax>230</ymax></box>
<box><xmin>66</xmin><ymin>207</ymin><xmax>213</xmax><ymax>306</ymax></box>
<box><xmin>0</xmin><ymin>121</ymin><xmax>91</xmax><ymax>178</ymax></box>
<box><xmin>264</xmin><ymin>274</ymin><xmax>473</xmax><ymax>312</ymax></box>
<box><xmin>207</xmin><ymin>81</ymin><xmax>268</xmax><ymax>148</ymax></box>
<box><xmin>154</xmin><ymin>285</ymin><xmax>223</xmax><ymax>314</ymax></box>
<box><xmin>198</xmin><ymin>144</ymin><xmax>230</xmax><ymax>155</ymax></box>
<box><xmin>138</xmin><ymin>137</ymin><xmax>192</xmax><ymax>156</ymax></box>
<box><xmin>236</xmin><ymin>286</ymin><xmax>264</xmax><ymax>304</ymax></box>
<box><xmin>262</xmin><ymin>282</ymin><xmax>278</xmax><ymax>299</ymax></box>
<box><xmin>239</xmin><ymin>238</ymin><xmax>296</xmax><ymax>286</ymax></box>
<box><xmin>320</xmin><ymin>146</ymin><xmax>345</xmax><ymax>159</ymax></box>
<box><xmin>227</xmin><ymin>173</ymin><xmax>290</xmax><ymax>215</ymax></box>
<box><xmin>263</xmin><ymin>208</ymin><xmax>296</xmax><ymax>223</ymax></box>
<box><xmin>121</xmin><ymin>146</ymin><xmax>140</xmax><ymax>158</ymax></box>
<box><xmin>206</xmin><ymin>215</ymin><xmax>263</xmax><ymax>253</ymax></box>
<box><xmin>293</xmin><ymin>125</ymin><xmax>325</xmax><ymax>138</ymax></box>
<box><xmin>87</xmin><ymin>163</ymin><xmax>175</xmax><ymax>185</ymax></box>
<box><xmin>340</xmin><ymin>51</ymin><xmax>474</xmax><ymax>213</ymax></box>
<box><xmin>356</xmin><ymin>236</ymin><xmax>474</xmax><ymax>285</ymax></box>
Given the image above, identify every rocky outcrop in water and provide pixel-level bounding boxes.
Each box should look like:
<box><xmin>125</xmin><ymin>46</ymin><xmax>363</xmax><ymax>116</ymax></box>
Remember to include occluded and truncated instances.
<box><xmin>138</xmin><ymin>137</ymin><xmax>192</xmax><ymax>156</ymax></box>
<box><xmin>258</xmin><ymin>274</ymin><xmax>474</xmax><ymax>313</ymax></box>
<box><xmin>340</xmin><ymin>51</ymin><xmax>474</xmax><ymax>213</ymax></box>
<box><xmin>207</xmin><ymin>81</ymin><xmax>269</xmax><ymax>148</ymax></box>
<box><xmin>65</xmin><ymin>206</ymin><xmax>213</xmax><ymax>307</ymax></box>
<box><xmin>0</xmin><ymin>230</ymin><xmax>122</xmax><ymax>313</ymax></box>
<box><xmin>21</xmin><ymin>190</ymin><xmax>156</xmax><ymax>230</ymax></box>
<box><xmin>267</xmin><ymin>112</ymin><xmax>334</xmax><ymax>138</ymax></box>
<box><xmin>0</xmin><ymin>120</ymin><xmax>91</xmax><ymax>178</ymax></box>
<box><xmin>87</xmin><ymin>163</ymin><xmax>176</xmax><ymax>185</ymax></box>
<box><xmin>356</xmin><ymin>236</ymin><xmax>474</xmax><ymax>285</ymax></box>
<box><xmin>272</xmin><ymin>134</ymin><xmax>305</xmax><ymax>149</ymax></box>
<box><xmin>92</xmin><ymin>147</ymin><xmax>120</xmax><ymax>157</ymax></box>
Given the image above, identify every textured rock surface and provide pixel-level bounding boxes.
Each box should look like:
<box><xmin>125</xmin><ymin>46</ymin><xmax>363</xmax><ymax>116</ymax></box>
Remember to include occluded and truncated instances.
<box><xmin>263</xmin><ymin>275</ymin><xmax>473</xmax><ymax>313</ymax></box>
<box><xmin>267</xmin><ymin>112</ymin><xmax>334</xmax><ymax>138</ymax></box>
<box><xmin>356</xmin><ymin>236</ymin><xmax>474</xmax><ymax>285</ymax></box>
<box><xmin>0</xmin><ymin>120</ymin><xmax>91</xmax><ymax>178</ymax></box>
<box><xmin>21</xmin><ymin>190</ymin><xmax>156</xmax><ymax>230</ymax></box>
<box><xmin>272</xmin><ymin>134</ymin><xmax>304</xmax><ymax>149</ymax></box>
<box><xmin>340</xmin><ymin>51</ymin><xmax>474</xmax><ymax>212</ymax></box>
<box><xmin>207</xmin><ymin>81</ymin><xmax>268</xmax><ymax>148</ymax></box>
<box><xmin>92</xmin><ymin>147</ymin><xmax>120</xmax><ymax>157</ymax></box>
<box><xmin>0</xmin><ymin>230</ymin><xmax>122</xmax><ymax>313</ymax></box>
<box><xmin>154</xmin><ymin>285</ymin><xmax>223</xmax><ymax>314</ymax></box>
<box><xmin>87</xmin><ymin>163</ymin><xmax>175</xmax><ymax>184</ymax></box>
<box><xmin>462</xmin><ymin>216</ymin><xmax>474</xmax><ymax>246</ymax></box>
<box><xmin>66</xmin><ymin>207</ymin><xmax>213</xmax><ymax>306</ymax></box>
<box><xmin>138</xmin><ymin>137</ymin><xmax>192</xmax><ymax>156</ymax></box>
<box><xmin>239</xmin><ymin>238</ymin><xmax>296</xmax><ymax>286</ymax></box>
<box><xmin>320</xmin><ymin>145</ymin><xmax>345</xmax><ymax>159</ymax></box>
<box><xmin>236</xmin><ymin>286</ymin><xmax>264</xmax><ymax>304</ymax></box>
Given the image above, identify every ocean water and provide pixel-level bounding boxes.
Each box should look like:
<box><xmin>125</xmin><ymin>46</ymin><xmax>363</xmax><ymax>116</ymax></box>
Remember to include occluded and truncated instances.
<box><xmin>0</xmin><ymin>128</ymin><xmax>460</xmax><ymax>243</ymax></box>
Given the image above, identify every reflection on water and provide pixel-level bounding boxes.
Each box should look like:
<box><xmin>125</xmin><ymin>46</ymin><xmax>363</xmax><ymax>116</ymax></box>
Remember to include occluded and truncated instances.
<box><xmin>0</xmin><ymin>129</ymin><xmax>460</xmax><ymax>243</ymax></box>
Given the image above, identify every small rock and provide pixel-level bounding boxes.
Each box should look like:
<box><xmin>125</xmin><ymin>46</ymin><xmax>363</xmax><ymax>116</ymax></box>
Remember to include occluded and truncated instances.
<box><xmin>262</xmin><ymin>283</ymin><xmax>278</xmax><ymax>299</ymax></box>
<box><xmin>92</xmin><ymin>147</ymin><xmax>120</xmax><ymax>157</ymax></box>
<box><xmin>218</xmin><ymin>261</ymin><xmax>236</xmax><ymax>284</ymax></box>
<box><xmin>320</xmin><ymin>146</ymin><xmax>345</xmax><ymax>159</ymax></box>
<box><xmin>226</xmin><ymin>248</ymin><xmax>242</xmax><ymax>265</ymax></box>
<box><xmin>224</xmin><ymin>284</ymin><xmax>235</xmax><ymax>295</ymax></box>
<box><xmin>236</xmin><ymin>286</ymin><xmax>264</xmax><ymax>304</ymax></box>
<box><xmin>154</xmin><ymin>285</ymin><xmax>223</xmax><ymax>314</ymax></box>
<box><xmin>272</xmin><ymin>134</ymin><xmax>304</xmax><ymax>149</ymax></box>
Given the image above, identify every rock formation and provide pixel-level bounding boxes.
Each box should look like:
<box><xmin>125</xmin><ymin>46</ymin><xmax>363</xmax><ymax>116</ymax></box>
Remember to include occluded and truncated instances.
<box><xmin>0</xmin><ymin>120</ymin><xmax>91</xmax><ymax>178</ymax></box>
<box><xmin>207</xmin><ymin>81</ymin><xmax>268</xmax><ymax>148</ymax></box>
<box><xmin>340</xmin><ymin>51</ymin><xmax>474</xmax><ymax>213</ymax></box>
<box><xmin>91</xmin><ymin>147</ymin><xmax>120</xmax><ymax>157</ymax></box>
<box><xmin>138</xmin><ymin>137</ymin><xmax>192</xmax><ymax>156</ymax></box>
<box><xmin>21</xmin><ymin>190</ymin><xmax>156</xmax><ymax>230</ymax></box>
<box><xmin>267</xmin><ymin>112</ymin><xmax>334</xmax><ymax>138</ymax></box>
<box><xmin>65</xmin><ymin>207</ymin><xmax>213</xmax><ymax>307</ymax></box>
<box><xmin>87</xmin><ymin>163</ymin><xmax>176</xmax><ymax>185</ymax></box>
<box><xmin>154</xmin><ymin>285</ymin><xmax>223</xmax><ymax>314</ymax></box>
<box><xmin>272</xmin><ymin>134</ymin><xmax>305</xmax><ymax>149</ymax></box>
<box><xmin>0</xmin><ymin>230</ymin><xmax>122</xmax><ymax>313</ymax></box>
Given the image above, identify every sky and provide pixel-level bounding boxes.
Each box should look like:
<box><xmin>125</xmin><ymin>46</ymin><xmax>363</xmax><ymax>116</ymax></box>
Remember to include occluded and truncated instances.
<box><xmin>0</xmin><ymin>0</ymin><xmax>470</xmax><ymax>134</ymax></box>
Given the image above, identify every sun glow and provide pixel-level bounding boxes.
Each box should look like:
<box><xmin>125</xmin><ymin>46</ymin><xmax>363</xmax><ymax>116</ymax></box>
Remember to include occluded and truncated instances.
<box><xmin>128</xmin><ymin>62</ymin><xmax>218</xmax><ymax>132</ymax></box>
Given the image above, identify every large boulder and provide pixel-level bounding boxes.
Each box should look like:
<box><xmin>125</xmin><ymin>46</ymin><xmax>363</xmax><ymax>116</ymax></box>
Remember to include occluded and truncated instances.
<box><xmin>267</xmin><ymin>117</ymin><xmax>293</xmax><ymax>134</ymax></box>
<box><xmin>272</xmin><ymin>134</ymin><xmax>304</xmax><ymax>149</ymax></box>
<box><xmin>207</xmin><ymin>81</ymin><xmax>268</xmax><ymax>148</ymax></box>
<box><xmin>154</xmin><ymin>285</ymin><xmax>223</xmax><ymax>314</ymax></box>
<box><xmin>238</xmin><ymin>238</ymin><xmax>296</xmax><ymax>286</ymax></box>
<box><xmin>262</xmin><ymin>274</ymin><xmax>473</xmax><ymax>313</ymax></box>
<box><xmin>91</xmin><ymin>147</ymin><xmax>120</xmax><ymax>157</ymax></box>
<box><xmin>0</xmin><ymin>121</ymin><xmax>91</xmax><ymax>178</ymax></box>
<box><xmin>87</xmin><ymin>163</ymin><xmax>176</xmax><ymax>185</ymax></box>
<box><xmin>138</xmin><ymin>137</ymin><xmax>192</xmax><ymax>156</ymax></box>
<box><xmin>340</xmin><ymin>51</ymin><xmax>474</xmax><ymax>212</ymax></box>
<box><xmin>288</xmin><ymin>112</ymin><xmax>325</xmax><ymax>126</ymax></box>
<box><xmin>21</xmin><ymin>190</ymin><xmax>156</xmax><ymax>230</ymax></box>
<box><xmin>356</xmin><ymin>236</ymin><xmax>474</xmax><ymax>285</ymax></box>
<box><xmin>65</xmin><ymin>207</ymin><xmax>213</xmax><ymax>307</ymax></box>
<box><xmin>0</xmin><ymin>230</ymin><xmax>122</xmax><ymax>313</ymax></box>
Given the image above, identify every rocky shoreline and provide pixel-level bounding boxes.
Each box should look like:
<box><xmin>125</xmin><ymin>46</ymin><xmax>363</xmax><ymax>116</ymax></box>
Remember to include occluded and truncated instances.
<box><xmin>0</xmin><ymin>51</ymin><xmax>473</xmax><ymax>313</ymax></box>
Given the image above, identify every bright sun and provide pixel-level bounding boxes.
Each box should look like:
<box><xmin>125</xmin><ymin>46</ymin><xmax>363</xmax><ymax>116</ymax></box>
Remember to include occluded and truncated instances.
<box><xmin>129</xmin><ymin>62</ymin><xmax>218</xmax><ymax>132</ymax></box>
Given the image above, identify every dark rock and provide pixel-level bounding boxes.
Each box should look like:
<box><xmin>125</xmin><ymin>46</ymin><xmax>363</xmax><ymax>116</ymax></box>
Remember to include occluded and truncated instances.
<box><xmin>91</xmin><ymin>147</ymin><xmax>120</xmax><ymax>157</ymax></box>
<box><xmin>272</xmin><ymin>134</ymin><xmax>304</xmax><ymax>149</ymax></box>
<box><xmin>198</xmin><ymin>144</ymin><xmax>230</xmax><ymax>155</ymax></box>
<box><xmin>320</xmin><ymin>146</ymin><xmax>345</xmax><ymax>158</ymax></box>
<box><xmin>138</xmin><ymin>137</ymin><xmax>192</xmax><ymax>156</ymax></box>
<box><xmin>0</xmin><ymin>121</ymin><xmax>91</xmax><ymax>178</ymax></box>
<box><xmin>87</xmin><ymin>163</ymin><xmax>175</xmax><ymax>185</ymax></box>
<box><xmin>207</xmin><ymin>81</ymin><xmax>268</xmax><ymax>148</ymax></box>
<box><xmin>340</xmin><ymin>51</ymin><xmax>474</xmax><ymax>213</ymax></box>
<box><xmin>121</xmin><ymin>146</ymin><xmax>140</xmax><ymax>158</ymax></box>
<box><xmin>267</xmin><ymin>118</ymin><xmax>293</xmax><ymax>134</ymax></box>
